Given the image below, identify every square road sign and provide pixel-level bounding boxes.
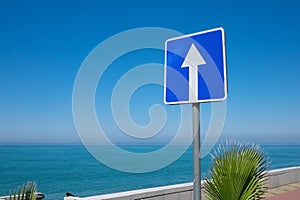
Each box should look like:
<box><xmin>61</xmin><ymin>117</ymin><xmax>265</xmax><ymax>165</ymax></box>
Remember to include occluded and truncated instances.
<box><xmin>164</xmin><ymin>27</ymin><xmax>227</xmax><ymax>104</ymax></box>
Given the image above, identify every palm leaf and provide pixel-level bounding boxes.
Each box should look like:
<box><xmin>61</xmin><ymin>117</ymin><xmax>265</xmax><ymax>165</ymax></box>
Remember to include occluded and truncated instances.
<box><xmin>9</xmin><ymin>181</ymin><xmax>37</xmax><ymax>200</ymax></box>
<box><xmin>203</xmin><ymin>141</ymin><xmax>268</xmax><ymax>200</ymax></box>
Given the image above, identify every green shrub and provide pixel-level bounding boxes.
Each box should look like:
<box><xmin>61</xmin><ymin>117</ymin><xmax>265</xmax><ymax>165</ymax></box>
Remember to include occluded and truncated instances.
<box><xmin>10</xmin><ymin>181</ymin><xmax>37</xmax><ymax>200</ymax></box>
<box><xmin>204</xmin><ymin>141</ymin><xmax>268</xmax><ymax>200</ymax></box>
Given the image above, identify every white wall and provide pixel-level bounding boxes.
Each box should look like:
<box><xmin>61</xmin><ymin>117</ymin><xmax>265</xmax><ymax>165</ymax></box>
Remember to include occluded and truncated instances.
<box><xmin>64</xmin><ymin>166</ymin><xmax>300</xmax><ymax>200</ymax></box>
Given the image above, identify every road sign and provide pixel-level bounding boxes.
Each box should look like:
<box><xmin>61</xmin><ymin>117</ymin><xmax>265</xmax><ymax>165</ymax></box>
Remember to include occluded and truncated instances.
<box><xmin>164</xmin><ymin>27</ymin><xmax>228</xmax><ymax>200</ymax></box>
<box><xmin>164</xmin><ymin>27</ymin><xmax>227</xmax><ymax>104</ymax></box>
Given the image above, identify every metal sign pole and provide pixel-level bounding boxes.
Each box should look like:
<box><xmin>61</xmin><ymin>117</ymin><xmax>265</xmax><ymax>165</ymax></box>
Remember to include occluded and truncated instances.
<box><xmin>192</xmin><ymin>103</ymin><xmax>201</xmax><ymax>200</ymax></box>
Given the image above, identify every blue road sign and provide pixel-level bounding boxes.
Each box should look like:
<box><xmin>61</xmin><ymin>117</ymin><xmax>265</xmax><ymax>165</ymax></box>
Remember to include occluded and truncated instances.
<box><xmin>164</xmin><ymin>27</ymin><xmax>227</xmax><ymax>104</ymax></box>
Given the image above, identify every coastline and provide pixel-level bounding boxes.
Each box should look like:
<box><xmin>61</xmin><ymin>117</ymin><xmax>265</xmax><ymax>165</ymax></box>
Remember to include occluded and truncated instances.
<box><xmin>1</xmin><ymin>145</ymin><xmax>300</xmax><ymax>199</ymax></box>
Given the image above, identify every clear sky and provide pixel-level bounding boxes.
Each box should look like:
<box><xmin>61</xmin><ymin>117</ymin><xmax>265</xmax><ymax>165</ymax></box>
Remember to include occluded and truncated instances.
<box><xmin>0</xmin><ymin>0</ymin><xmax>300</xmax><ymax>145</ymax></box>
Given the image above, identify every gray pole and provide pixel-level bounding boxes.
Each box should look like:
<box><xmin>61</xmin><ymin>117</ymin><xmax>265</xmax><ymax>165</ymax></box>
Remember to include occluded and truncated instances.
<box><xmin>192</xmin><ymin>103</ymin><xmax>201</xmax><ymax>200</ymax></box>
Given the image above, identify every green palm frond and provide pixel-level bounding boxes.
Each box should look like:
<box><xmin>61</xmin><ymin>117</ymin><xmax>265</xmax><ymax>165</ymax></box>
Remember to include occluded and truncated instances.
<box><xmin>203</xmin><ymin>141</ymin><xmax>268</xmax><ymax>200</ymax></box>
<box><xmin>9</xmin><ymin>181</ymin><xmax>37</xmax><ymax>200</ymax></box>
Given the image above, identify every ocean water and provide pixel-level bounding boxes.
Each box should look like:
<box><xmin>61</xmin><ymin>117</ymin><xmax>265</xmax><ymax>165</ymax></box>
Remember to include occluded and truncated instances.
<box><xmin>1</xmin><ymin>145</ymin><xmax>300</xmax><ymax>199</ymax></box>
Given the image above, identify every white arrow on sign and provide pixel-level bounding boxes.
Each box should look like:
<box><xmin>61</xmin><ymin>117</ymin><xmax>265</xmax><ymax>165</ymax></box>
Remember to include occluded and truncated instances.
<box><xmin>181</xmin><ymin>43</ymin><xmax>206</xmax><ymax>102</ymax></box>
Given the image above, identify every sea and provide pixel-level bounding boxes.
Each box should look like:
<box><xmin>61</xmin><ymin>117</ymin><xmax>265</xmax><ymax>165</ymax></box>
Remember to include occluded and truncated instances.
<box><xmin>1</xmin><ymin>145</ymin><xmax>300</xmax><ymax>199</ymax></box>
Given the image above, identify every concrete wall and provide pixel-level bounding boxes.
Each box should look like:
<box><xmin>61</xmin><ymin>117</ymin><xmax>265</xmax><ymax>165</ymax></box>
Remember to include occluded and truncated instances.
<box><xmin>64</xmin><ymin>166</ymin><xmax>300</xmax><ymax>200</ymax></box>
<box><xmin>65</xmin><ymin>182</ymin><xmax>196</xmax><ymax>200</ymax></box>
<box><xmin>267</xmin><ymin>166</ymin><xmax>300</xmax><ymax>188</ymax></box>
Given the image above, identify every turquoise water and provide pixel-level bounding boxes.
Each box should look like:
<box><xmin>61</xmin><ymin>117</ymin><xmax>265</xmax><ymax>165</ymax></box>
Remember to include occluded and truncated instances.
<box><xmin>1</xmin><ymin>145</ymin><xmax>300</xmax><ymax>199</ymax></box>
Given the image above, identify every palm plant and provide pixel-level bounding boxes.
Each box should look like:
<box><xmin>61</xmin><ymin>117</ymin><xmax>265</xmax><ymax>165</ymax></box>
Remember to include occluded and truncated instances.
<box><xmin>10</xmin><ymin>181</ymin><xmax>37</xmax><ymax>200</ymax></box>
<box><xmin>203</xmin><ymin>141</ymin><xmax>268</xmax><ymax>200</ymax></box>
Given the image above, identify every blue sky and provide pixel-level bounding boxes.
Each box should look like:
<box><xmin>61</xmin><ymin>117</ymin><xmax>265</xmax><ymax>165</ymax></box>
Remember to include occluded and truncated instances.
<box><xmin>0</xmin><ymin>0</ymin><xmax>300</xmax><ymax>144</ymax></box>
